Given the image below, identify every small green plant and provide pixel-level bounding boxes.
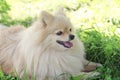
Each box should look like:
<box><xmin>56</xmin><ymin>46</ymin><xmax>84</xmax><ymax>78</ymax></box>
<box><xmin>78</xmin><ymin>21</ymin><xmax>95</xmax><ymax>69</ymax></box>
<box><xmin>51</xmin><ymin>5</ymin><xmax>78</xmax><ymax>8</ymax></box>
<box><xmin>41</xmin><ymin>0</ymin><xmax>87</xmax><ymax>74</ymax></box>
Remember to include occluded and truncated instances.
<box><xmin>0</xmin><ymin>0</ymin><xmax>11</xmax><ymax>25</ymax></box>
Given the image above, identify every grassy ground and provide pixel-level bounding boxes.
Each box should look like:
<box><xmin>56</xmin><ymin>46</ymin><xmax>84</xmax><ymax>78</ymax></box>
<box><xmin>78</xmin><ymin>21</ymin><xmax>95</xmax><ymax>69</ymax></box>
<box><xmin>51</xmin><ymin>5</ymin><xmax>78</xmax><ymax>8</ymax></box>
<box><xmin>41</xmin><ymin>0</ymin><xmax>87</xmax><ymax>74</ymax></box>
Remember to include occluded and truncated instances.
<box><xmin>0</xmin><ymin>0</ymin><xmax>120</xmax><ymax>80</ymax></box>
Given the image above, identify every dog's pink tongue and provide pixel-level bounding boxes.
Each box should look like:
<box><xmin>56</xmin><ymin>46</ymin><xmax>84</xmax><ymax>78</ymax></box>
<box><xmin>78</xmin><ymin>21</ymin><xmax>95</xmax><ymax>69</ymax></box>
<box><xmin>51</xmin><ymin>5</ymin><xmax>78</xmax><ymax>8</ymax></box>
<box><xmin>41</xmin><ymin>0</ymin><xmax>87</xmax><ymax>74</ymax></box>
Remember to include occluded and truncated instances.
<box><xmin>64</xmin><ymin>41</ymin><xmax>73</xmax><ymax>48</ymax></box>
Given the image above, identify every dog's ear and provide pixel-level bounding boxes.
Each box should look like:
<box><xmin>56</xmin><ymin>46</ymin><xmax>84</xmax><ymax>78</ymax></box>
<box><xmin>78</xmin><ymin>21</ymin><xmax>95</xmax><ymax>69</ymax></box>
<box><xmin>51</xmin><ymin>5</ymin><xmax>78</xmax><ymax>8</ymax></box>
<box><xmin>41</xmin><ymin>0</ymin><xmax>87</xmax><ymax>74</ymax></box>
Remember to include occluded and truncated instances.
<box><xmin>40</xmin><ymin>11</ymin><xmax>54</xmax><ymax>27</ymax></box>
<box><xmin>55</xmin><ymin>8</ymin><xmax>66</xmax><ymax>16</ymax></box>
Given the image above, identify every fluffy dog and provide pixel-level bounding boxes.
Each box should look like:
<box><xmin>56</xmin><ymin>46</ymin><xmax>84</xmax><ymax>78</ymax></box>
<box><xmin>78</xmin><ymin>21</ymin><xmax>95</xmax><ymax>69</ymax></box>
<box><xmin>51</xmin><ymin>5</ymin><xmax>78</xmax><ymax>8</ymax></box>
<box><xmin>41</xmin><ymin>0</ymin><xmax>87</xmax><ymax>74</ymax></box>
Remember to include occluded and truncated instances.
<box><xmin>0</xmin><ymin>9</ymin><xmax>101</xmax><ymax>80</ymax></box>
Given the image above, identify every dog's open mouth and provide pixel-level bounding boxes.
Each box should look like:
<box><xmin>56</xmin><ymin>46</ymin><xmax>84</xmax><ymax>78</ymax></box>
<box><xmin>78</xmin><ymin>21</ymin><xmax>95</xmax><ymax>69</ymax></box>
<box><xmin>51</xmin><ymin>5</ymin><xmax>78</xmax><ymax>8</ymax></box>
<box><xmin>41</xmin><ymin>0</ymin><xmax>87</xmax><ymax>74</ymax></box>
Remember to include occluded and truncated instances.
<box><xmin>56</xmin><ymin>40</ymin><xmax>73</xmax><ymax>48</ymax></box>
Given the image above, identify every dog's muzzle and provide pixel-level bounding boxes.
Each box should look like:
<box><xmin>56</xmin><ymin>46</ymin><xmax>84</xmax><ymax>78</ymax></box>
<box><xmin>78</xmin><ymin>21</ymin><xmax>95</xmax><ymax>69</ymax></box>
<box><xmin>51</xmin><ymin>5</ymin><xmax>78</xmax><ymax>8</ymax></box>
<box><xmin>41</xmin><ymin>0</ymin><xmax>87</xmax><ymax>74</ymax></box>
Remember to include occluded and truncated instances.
<box><xmin>56</xmin><ymin>40</ymin><xmax>73</xmax><ymax>48</ymax></box>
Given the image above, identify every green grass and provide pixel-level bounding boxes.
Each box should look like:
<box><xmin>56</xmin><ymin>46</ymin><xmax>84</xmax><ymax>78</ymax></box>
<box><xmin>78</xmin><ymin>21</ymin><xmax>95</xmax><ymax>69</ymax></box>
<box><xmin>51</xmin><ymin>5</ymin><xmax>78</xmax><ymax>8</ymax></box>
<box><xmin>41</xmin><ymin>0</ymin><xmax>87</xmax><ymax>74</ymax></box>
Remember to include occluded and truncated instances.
<box><xmin>0</xmin><ymin>0</ymin><xmax>120</xmax><ymax>80</ymax></box>
<box><xmin>76</xmin><ymin>26</ymin><xmax>120</xmax><ymax>80</ymax></box>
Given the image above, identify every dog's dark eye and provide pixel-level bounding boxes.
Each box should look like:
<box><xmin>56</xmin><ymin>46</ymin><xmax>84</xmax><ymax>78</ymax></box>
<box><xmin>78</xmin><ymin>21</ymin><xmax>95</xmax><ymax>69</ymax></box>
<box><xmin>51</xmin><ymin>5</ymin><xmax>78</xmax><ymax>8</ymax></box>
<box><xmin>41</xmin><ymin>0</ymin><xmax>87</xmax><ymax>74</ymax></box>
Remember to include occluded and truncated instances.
<box><xmin>56</xmin><ymin>31</ymin><xmax>63</xmax><ymax>35</ymax></box>
<box><xmin>70</xmin><ymin>28</ymin><xmax>72</xmax><ymax>32</ymax></box>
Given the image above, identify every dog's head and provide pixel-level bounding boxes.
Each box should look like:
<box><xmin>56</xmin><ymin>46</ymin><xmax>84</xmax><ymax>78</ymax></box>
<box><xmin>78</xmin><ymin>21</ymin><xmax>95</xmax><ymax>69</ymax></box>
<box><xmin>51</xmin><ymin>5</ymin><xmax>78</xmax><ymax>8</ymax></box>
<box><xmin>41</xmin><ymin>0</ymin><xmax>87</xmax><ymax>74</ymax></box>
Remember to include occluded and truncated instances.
<box><xmin>35</xmin><ymin>8</ymin><xmax>76</xmax><ymax>50</ymax></box>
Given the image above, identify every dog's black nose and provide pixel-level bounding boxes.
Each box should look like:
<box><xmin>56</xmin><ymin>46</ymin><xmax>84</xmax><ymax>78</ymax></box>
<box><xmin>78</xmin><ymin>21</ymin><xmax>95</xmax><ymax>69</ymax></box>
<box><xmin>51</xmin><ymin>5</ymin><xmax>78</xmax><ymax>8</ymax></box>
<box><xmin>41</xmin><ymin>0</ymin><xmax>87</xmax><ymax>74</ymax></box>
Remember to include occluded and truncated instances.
<box><xmin>69</xmin><ymin>34</ymin><xmax>75</xmax><ymax>40</ymax></box>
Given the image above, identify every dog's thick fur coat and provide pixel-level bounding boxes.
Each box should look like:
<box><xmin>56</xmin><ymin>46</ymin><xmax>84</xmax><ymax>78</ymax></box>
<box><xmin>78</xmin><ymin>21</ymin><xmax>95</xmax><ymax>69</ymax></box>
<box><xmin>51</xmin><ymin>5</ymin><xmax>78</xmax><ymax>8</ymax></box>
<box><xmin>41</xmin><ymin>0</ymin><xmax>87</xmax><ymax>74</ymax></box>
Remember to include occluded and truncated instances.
<box><xmin>0</xmin><ymin>9</ymin><xmax>101</xmax><ymax>80</ymax></box>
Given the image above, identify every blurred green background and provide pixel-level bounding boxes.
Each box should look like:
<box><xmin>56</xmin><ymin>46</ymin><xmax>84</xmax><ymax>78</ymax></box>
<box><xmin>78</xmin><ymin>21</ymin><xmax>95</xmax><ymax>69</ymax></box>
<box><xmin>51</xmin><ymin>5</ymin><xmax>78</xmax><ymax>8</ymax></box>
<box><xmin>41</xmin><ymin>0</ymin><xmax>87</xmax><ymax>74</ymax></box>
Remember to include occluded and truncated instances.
<box><xmin>0</xmin><ymin>0</ymin><xmax>120</xmax><ymax>80</ymax></box>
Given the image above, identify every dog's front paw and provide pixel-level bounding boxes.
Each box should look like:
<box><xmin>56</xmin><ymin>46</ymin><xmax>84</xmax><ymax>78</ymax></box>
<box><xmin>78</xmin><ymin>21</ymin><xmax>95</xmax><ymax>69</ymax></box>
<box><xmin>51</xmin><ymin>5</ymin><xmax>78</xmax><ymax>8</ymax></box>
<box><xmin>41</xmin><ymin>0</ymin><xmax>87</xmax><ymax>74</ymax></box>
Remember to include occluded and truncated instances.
<box><xmin>96</xmin><ymin>63</ymin><xmax>103</xmax><ymax>67</ymax></box>
<box><xmin>82</xmin><ymin>63</ymin><xmax>102</xmax><ymax>72</ymax></box>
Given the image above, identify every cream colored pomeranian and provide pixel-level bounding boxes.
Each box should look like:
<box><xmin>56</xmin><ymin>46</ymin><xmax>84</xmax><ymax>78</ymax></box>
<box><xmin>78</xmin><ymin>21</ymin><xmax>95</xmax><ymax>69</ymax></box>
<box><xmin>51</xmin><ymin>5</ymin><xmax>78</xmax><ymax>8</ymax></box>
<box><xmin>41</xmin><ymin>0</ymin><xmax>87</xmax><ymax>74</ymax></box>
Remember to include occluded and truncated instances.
<box><xmin>0</xmin><ymin>9</ymin><xmax>102</xmax><ymax>80</ymax></box>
